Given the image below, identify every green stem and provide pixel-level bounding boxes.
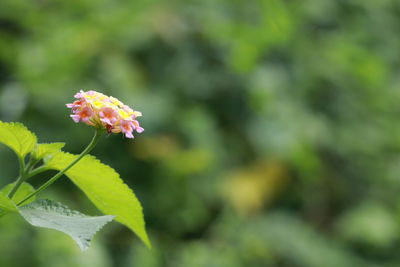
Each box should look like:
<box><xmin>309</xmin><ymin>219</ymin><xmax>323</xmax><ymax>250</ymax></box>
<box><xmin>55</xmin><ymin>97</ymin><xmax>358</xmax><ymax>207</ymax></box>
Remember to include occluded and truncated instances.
<box><xmin>26</xmin><ymin>166</ymin><xmax>49</xmax><ymax>179</ymax></box>
<box><xmin>17</xmin><ymin>130</ymin><xmax>103</xmax><ymax>206</ymax></box>
<box><xmin>30</xmin><ymin>158</ymin><xmax>42</xmax><ymax>170</ymax></box>
<box><xmin>7</xmin><ymin>156</ymin><xmax>26</xmax><ymax>198</ymax></box>
<box><xmin>25</xmin><ymin>155</ymin><xmax>34</xmax><ymax>170</ymax></box>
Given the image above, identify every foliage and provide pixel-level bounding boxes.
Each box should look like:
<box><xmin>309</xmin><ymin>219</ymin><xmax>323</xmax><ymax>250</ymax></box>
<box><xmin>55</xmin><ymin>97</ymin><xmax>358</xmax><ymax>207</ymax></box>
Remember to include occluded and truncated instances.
<box><xmin>0</xmin><ymin>191</ymin><xmax>16</xmax><ymax>211</ymax></box>
<box><xmin>0</xmin><ymin>121</ymin><xmax>149</xmax><ymax>250</ymax></box>
<box><xmin>0</xmin><ymin>121</ymin><xmax>36</xmax><ymax>158</ymax></box>
<box><xmin>1</xmin><ymin>182</ymin><xmax>36</xmax><ymax>206</ymax></box>
<box><xmin>32</xmin><ymin>143</ymin><xmax>65</xmax><ymax>160</ymax></box>
<box><xmin>18</xmin><ymin>199</ymin><xmax>114</xmax><ymax>251</ymax></box>
<box><xmin>45</xmin><ymin>151</ymin><xmax>150</xmax><ymax>247</ymax></box>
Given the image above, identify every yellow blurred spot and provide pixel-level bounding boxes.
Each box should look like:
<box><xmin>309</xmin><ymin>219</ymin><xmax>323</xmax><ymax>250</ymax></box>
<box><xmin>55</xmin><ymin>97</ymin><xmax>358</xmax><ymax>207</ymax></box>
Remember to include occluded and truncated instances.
<box><xmin>222</xmin><ymin>160</ymin><xmax>288</xmax><ymax>215</ymax></box>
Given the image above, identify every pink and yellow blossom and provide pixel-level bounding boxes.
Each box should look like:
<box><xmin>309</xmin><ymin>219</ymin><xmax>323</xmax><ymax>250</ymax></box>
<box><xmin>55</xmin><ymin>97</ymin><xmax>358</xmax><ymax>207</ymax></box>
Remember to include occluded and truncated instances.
<box><xmin>66</xmin><ymin>90</ymin><xmax>143</xmax><ymax>138</ymax></box>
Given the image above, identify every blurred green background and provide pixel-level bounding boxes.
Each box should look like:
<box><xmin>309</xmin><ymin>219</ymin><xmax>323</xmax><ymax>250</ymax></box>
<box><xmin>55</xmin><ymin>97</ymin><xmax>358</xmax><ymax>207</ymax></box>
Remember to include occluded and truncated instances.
<box><xmin>1</xmin><ymin>0</ymin><xmax>400</xmax><ymax>266</ymax></box>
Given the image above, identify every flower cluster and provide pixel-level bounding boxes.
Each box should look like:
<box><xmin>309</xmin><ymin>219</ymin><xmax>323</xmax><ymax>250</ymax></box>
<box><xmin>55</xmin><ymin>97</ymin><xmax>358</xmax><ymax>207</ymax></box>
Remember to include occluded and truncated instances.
<box><xmin>66</xmin><ymin>90</ymin><xmax>143</xmax><ymax>138</ymax></box>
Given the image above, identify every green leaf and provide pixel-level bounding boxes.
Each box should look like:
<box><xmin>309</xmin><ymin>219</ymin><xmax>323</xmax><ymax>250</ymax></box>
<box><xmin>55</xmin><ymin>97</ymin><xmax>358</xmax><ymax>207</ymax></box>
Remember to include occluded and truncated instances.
<box><xmin>0</xmin><ymin>192</ymin><xmax>17</xmax><ymax>212</ymax></box>
<box><xmin>45</xmin><ymin>151</ymin><xmax>151</xmax><ymax>247</ymax></box>
<box><xmin>1</xmin><ymin>182</ymin><xmax>36</xmax><ymax>205</ymax></box>
<box><xmin>0</xmin><ymin>121</ymin><xmax>37</xmax><ymax>158</ymax></box>
<box><xmin>18</xmin><ymin>199</ymin><xmax>114</xmax><ymax>251</ymax></box>
<box><xmin>32</xmin><ymin>142</ymin><xmax>65</xmax><ymax>160</ymax></box>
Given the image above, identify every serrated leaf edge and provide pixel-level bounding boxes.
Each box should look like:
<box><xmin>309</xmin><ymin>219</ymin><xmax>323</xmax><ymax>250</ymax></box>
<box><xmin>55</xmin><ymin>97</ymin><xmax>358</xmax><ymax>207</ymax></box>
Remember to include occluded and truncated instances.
<box><xmin>18</xmin><ymin>199</ymin><xmax>115</xmax><ymax>251</ymax></box>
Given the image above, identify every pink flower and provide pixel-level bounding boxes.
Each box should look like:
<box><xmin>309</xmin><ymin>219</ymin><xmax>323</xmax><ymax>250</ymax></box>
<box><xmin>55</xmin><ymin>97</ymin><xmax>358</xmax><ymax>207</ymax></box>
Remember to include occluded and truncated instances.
<box><xmin>132</xmin><ymin>120</ymin><xmax>144</xmax><ymax>133</ymax></box>
<box><xmin>99</xmin><ymin>107</ymin><xmax>118</xmax><ymax>126</ymax></box>
<box><xmin>119</xmin><ymin>120</ymin><xmax>135</xmax><ymax>138</ymax></box>
<box><xmin>74</xmin><ymin>91</ymin><xmax>84</xmax><ymax>98</ymax></box>
<box><xmin>66</xmin><ymin>99</ymin><xmax>84</xmax><ymax>111</ymax></box>
<box><xmin>70</xmin><ymin>106</ymin><xmax>93</xmax><ymax>123</ymax></box>
<box><xmin>66</xmin><ymin>90</ymin><xmax>144</xmax><ymax>138</ymax></box>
